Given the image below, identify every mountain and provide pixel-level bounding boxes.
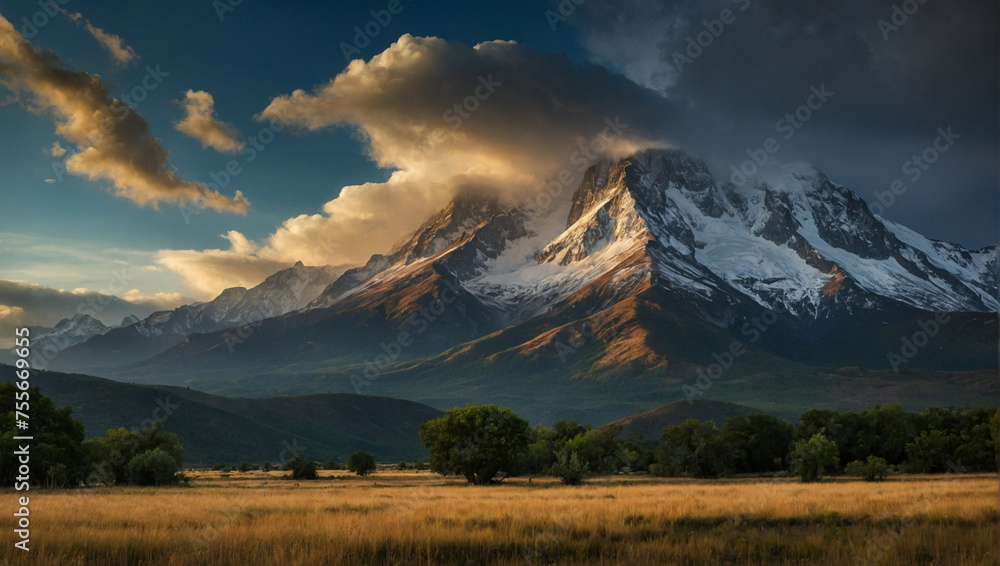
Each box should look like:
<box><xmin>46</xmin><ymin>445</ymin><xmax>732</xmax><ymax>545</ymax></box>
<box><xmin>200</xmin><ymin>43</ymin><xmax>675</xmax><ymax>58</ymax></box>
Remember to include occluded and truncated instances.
<box><xmin>0</xmin><ymin>364</ymin><xmax>439</xmax><ymax>465</ymax></box>
<box><xmin>49</xmin><ymin>262</ymin><xmax>343</xmax><ymax>372</ymax></box>
<box><xmin>597</xmin><ymin>400</ymin><xmax>758</xmax><ymax>440</ymax></box>
<box><xmin>63</xmin><ymin>149</ymin><xmax>997</xmax><ymax>424</ymax></box>
<box><xmin>0</xmin><ymin>314</ymin><xmax>114</xmax><ymax>369</ymax></box>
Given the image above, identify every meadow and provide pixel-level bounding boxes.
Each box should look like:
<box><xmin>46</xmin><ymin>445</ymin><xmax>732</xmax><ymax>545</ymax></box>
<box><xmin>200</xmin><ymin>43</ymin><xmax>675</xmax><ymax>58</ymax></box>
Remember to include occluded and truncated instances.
<box><xmin>3</xmin><ymin>471</ymin><xmax>996</xmax><ymax>565</ymax></box>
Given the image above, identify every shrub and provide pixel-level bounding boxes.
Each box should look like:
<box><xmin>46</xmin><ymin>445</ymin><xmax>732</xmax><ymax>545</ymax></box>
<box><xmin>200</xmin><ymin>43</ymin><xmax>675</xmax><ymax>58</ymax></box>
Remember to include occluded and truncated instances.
<box><xmin>322</xmin><ymin>460</ymin><xmax>341</xmax><ymax>470</ymax></box>
<box><xmin>127</xmin><ymin>448</ymin><xmax>180</xmax><ymax>486</ymax></box>
<box><xmin>791</xmin><ymin>434</ymin><xmax>839</xmax><ymax>482</ymax></box>
<box><xmin>347</xmin><ymin>451</ymin><xmax>377</xmax><ymax>476</ymax></box>
<box><xmin>237</xmin><ymin>461</ymin><xmax>255</xmax><ymax>473</ymax></box>
<box><xmin>396</xmin><ymin>461</ymin><xmax>408</xmax><ymax>471</ymax></box>
<box><xmin>845</xmin><ymin>456</ymin><xmax>891</xmax><ymax>481</ymax></box>
<box><xmin>285</xmin><ymin>456</ymin><xmax>318</xmax><ymax>480</ymax></box>
<box><xmin>550</xmin><ymin>450</ymin><xmax>588</xmax><ymax>485</ymax></box>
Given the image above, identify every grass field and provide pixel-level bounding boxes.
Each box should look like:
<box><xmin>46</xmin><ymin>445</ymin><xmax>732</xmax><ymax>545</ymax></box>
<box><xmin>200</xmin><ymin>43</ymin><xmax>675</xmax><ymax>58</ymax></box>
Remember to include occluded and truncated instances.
<box><xmin>4</xmin><ymin>471</ymin><xmax>996</xmax><ymax>565</ymax></box>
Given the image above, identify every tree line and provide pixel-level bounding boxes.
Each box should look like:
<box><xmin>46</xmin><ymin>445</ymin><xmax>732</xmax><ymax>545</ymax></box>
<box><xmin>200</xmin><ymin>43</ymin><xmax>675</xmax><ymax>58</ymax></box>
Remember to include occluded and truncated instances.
<box><xmin>417</xmin><ymin>403</ymin><xmax>996</xmax><ymax>484</ymax></box>
<box><xmin>2</xmin><ymin>384</ymin><xmax>995</xmax><ymax>487</ymax></box>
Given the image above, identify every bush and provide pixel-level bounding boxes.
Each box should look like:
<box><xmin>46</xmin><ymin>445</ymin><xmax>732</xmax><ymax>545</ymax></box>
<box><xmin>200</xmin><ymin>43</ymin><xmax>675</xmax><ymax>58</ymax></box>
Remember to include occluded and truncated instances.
<box><xmin>127</xmin><ymin>448</ymin><xmax>180</xmax><ymax>486</ymax></box>
<box><xmin>396</xmin><ymin>461</ymin><xmax>408</xmax><ymax>471</ymax></box>
<box><xmin>347</xmin><ymin>451</ymin><xmax>377</xmax><ymax>476</ymax></box>
<box><xmin>791</xmin><ymin>434</ymin><xmax>839</xmax><ymax>482</ymax></box>
<box><xmin>845</xmin><ymin>456</ymin><xmax>891</xmax><ymax>481</ymax></box>
<box><xmin>237</xmin><ymin>461</ymin><xmax>255</xmax><ymax>473</ymax></box>
<box><xmin>550</xmin><ymin>450</ymin><xmax>588</xmax><ymax>485</ymax></box>
<box><xmin>322</xmin><ymin>460</ymin><xmax>341</xmax><ymax>470</ymax></box>
<box><xmin>211</xmin><ymin>462</ymin><xmax>229</xmax><ymax>472</ymax></box>
<box><xmin>285</xmin><ymin>456</ymin><xmax>318</xmax><ymax>480</ymax></box>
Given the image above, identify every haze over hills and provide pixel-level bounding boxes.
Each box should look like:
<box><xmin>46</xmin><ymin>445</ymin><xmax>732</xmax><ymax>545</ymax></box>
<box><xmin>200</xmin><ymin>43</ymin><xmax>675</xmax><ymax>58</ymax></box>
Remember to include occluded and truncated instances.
<box><xmin>42</xmin><ymin>263</ymin><xmax>343</xmax><ymax>372</ymax></box>
<box><xmin>0</xmin><ymin>364</ymin><xmax>440</xmax><ymax>465</ymax></box>
<box><xmin>38</xmin><ymin>149</ymin><xmax>998</xmax><ymax>424</ymax></box>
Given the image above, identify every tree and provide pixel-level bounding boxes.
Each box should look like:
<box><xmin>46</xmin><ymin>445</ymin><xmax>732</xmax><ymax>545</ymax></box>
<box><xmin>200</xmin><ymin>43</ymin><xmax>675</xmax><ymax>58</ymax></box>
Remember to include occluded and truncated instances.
<box><xmin>285</xmin><ymin>455</ymin><xmax>318</xmax><ymax>480</ymax></box>
<box><xmin>722</xmin><ymin>413</ymin><xmax>794</xmax><ymax>474</ymax></box>
<box><xmin>551</xmin><ymin>449</ymin><xmax>588</xmax><ymax>485</ymax></box>
<box><xmin>127</xmin><ymin>448</ymin><xmax>180</xmax><ymax>486</ymax></box>
<box><xmin>237</xmin><ymin>461</ymin><xmax>255</xmax><ymax>473</ymax></box>
<box><xmin>562</xmin><ymin>425</ymin><xmax>622</xmax><ymax>474</ymax></box>
<box><xmin>845</xmin><ymin>456</ymin><xmax>891</xmax><ymax>482</ymax></box>
<box><xmin>790</xmin><ymin>433</ymin><xmax>839</xmax><ymax>482</ymax></box>
<box><xmin>905</xmin><ymin>430</ymin><xmax>959</xmax><ymax>473</ymax></box>
<box><xmin>653</xmin><ymin>419</ymin><xmax>728</xmax><ymax>478</ymax></box>
<box><xmin>347</xmin><ymin>451</ymin><xmax>376</xmax><ymax>476</ymax></box>
<box><xmin>0</xmin><ymin>383</ymin><xmax>87</xmax><ymax>488</ymax></box>
<box><xmin>85</xmin><ymin>421</ymin><xmax>183</xmax><ymax>486</ymax></box>
<box><xmin>419</xmin><ymin>404</ymin><xmax>531</xmax><ymax>485</ymax></box>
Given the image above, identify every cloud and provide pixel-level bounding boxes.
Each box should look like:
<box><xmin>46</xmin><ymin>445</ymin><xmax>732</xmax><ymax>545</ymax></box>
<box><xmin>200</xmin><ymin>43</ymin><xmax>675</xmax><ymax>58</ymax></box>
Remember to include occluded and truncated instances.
<box><xmin>568</xmin><ymin>0</ymin><xmax>999</xmax><ymax>247</ymax></box>
<box><xmin>0</xmin><ymin>13</ymin><xmax>249</xmax><ymax>213</ymax></box>
<box><xmin>174</xmin><ymin>90</ymin><xmax>245</xmax><ymax>153</ymax></box>
<box><xmin>120</xmin><ymin>289</ymin><xmax>190</xmax><ymax>311</ymax></box>
<box><xmin>0</xmin><ymin>279</ymin><xmax>182</xmax><ymax>345</ymax></box>
<box><xmin>156</xmin><ymin>231</ymin><xmax>293</xmax><ymax>299</ymax></box>
<box><xmin>47</xmin><ymin>141</ymin><xmax>66</xmax><ymax>156</ymax></box>
<box><xmin>62</xmin><ymin>10</ymin><xmax>138</xmax><ymax>67</ymax></box>
<box><xmin>158</xmin><ymin>34</ymin><xmax>672</xmax><ymax>282</ymax></box>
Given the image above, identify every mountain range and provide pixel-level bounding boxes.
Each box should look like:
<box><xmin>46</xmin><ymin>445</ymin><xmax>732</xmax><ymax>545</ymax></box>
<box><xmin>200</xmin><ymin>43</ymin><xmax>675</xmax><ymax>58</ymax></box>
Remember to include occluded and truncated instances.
<box><xmin>32</xmin><ymin>149</ymin><xmax>998</xmax><ymax>425</ymax></box>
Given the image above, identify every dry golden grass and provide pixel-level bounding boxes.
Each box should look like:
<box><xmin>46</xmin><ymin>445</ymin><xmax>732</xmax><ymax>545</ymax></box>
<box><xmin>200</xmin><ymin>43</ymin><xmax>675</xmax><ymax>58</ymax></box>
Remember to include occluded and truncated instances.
<box><xmin>3</xmin><ymin>471</ymin><xmax>996</xmax><ymax>565</ymax></box>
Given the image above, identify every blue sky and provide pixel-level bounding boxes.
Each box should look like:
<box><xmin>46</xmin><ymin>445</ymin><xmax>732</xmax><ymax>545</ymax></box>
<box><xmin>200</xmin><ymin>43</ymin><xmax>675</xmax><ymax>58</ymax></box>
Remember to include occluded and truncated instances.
<box><xmin>0</xmin><ymin>0</ymin><xmax>996</xmax><ymax>325</ymax></box>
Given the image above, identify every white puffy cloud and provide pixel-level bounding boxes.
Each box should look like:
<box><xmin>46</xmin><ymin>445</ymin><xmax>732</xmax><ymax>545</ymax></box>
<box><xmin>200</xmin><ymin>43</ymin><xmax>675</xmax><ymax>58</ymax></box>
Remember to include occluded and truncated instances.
<box><xmin>156</xmin><ymin>231</ymin><xmax>292</xmax><ymax>299</ymax></box>
<box><xmin>156</xmin><ymin>35</ymin><xmax>674</xmax><ymax>293</ymax></box>
<box><xmin>0</xmin><ymin>12</ymin><xmax>249</xmax><ymax>213</ymax></box>
<box><xmin>47</xmin><ymin>141</ymin><xmax>66</xmax><ymax>156</ymax></box>
<box><xmin>174</xmin><ymin>90</ymin><xmax>245</xmax><ymax>153</ymax></box>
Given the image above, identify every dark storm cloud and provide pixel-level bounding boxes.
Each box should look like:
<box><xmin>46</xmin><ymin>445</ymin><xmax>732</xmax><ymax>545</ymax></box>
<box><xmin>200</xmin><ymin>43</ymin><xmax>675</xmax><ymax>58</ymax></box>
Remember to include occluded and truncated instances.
<box><xmin>569</xmin><ymin>0</ymin><xmax>998</xmax><ymax>247</ymax></box>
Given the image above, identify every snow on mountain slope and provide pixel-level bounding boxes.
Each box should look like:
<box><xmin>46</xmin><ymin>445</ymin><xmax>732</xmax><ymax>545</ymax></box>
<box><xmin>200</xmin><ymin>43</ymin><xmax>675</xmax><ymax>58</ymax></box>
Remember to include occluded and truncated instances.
<box><xmin>31</xmin><ymin>314</ymin><xmax>111</xmax><ymax>353</ymax></box>
<box><xmin>309</xmin><ymin>149</ymin><xmax>995</xmax><ymax>333</ymax></box>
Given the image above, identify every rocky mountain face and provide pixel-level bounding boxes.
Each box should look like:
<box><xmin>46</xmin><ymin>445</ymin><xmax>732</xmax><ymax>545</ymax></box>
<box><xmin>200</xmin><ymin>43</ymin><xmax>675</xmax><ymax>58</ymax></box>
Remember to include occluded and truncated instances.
<box><xmin>50</xmin><ymin>262</ymin><xmax>343</xmax><ymax>372</ymax></box>
<box><xmin>57</xmin><ymin>149</ymin><xmax>997</xmax><ymax>409</ymax></box>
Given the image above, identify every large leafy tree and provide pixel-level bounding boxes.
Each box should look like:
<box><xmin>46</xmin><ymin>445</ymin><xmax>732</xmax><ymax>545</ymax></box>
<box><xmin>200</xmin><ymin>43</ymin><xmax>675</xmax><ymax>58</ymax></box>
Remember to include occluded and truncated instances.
<box><xmin>722</xmin><ymin>412</ymin><xmax>794</xmax><ymax>473</ymax></box>
<box><xmin>85</xmin><ymin>421</ymin><xmax>184</xmax><ymax>485</ymax></box>
<box><xmin>0</xmin><ymin>383</ymin><xmax>87</xmax><ymax>487</ymax></box>
<box><xmin>419</xmin><ymin>404</ymin><xmax>531</xmax><ymax>485</ymax></box>
<box><xmin>653</xmin><ymin>419</ymin><xmax>728</xmax><ymax>478</ymax></box>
